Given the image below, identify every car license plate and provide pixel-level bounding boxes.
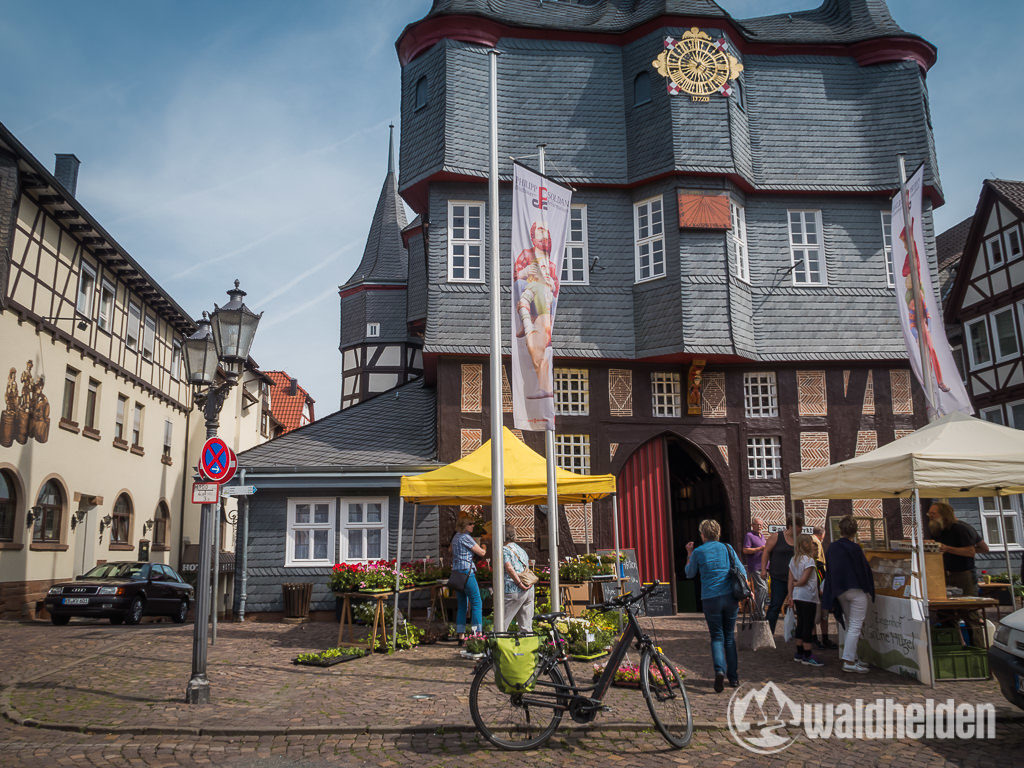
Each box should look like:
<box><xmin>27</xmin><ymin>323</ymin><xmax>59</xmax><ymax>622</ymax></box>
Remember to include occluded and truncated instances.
<box><xmin>62</xmin><ymin>597</ymin><xmax>89</xmax><ymax>605</ymax></box>
<box><xmin>1016</xmin><ymin>675</ymin><xmax>1024</xmax><ymax>695</ymax></box>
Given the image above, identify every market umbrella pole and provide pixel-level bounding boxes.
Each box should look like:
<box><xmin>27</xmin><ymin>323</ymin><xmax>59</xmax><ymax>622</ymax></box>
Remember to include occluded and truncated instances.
<box><xmin>913</xmin><ymin>489</ymin><xmax>935</xmax><ymax>688</ymax></box>
<box><xmin>487</xmin><ymin>48</ymin><xmax>506</xmax><ymax>632</ymax></box>
<box><xmin>995</xmin><ymin>498</ymin><xmax>1018</xmax><ymax>610</ymax></box>
<box><xmin>393</xmin><ymin>497</ymin><xmax>405</xmax><ymax>650</ymax></box>
<box><xmin>612</xmin><ymin>495</ymin><xmax>623</xmax><ymax>628</ymax></box>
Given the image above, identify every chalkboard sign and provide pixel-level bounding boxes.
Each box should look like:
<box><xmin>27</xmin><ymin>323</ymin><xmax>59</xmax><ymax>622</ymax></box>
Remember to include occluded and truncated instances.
<box><xmin>640</xmin><ymin>582</ymin><xmax>674</xmax><ymax>617</ymax></box>
<box><xmin>597</xmin><ymin>548</ymin><xmax>640</xmax><ymax>598</ymax></box>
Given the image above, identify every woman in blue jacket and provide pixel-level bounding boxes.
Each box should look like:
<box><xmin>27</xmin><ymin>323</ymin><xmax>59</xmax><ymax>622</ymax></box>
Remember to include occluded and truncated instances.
<box><xmin>821</xmin><ymin>515</ymin><xmax>875</xmax><ymax>673</ymax></box>
<box><xmin>685</xmin><ymin>518</ymin><xmax>746</xmax><ymax>692</ymax></box>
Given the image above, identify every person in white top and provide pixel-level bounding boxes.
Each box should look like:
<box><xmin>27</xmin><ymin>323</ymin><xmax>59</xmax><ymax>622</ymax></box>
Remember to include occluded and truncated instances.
<box><xmin>785</xmin><ymin>534</ymin><xmax>824</xmax><ymax>667</ymax></box>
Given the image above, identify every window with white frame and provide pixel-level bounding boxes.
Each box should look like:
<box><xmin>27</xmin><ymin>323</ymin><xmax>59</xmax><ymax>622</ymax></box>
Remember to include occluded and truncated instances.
<box><xmin>731</xmin><ymin>201</ymin><xmax>749</xmax><ymax>283</ymax></box>
<box><xmin>127</xmin><ymin>301</ymin><xmax>141</xmax><ymax>350</ymax></box>
<box><xmin>286</xmin><ymin>499</ymin><xmax>336</xmax><ymax>566</ymax></box>
<box><xmin>880</xmin><ymin>211</ymin><xmax>894</xmax><ymax>287</ymax></box>
<box><xmin>979</xmin><ymin>496</ymin><xmax>1022</xmax><ymax>550</ymax></box>
<box><xmin>77</xmin><ymin>262</ymin><xmax>96</xmax><ymax>317</ymax></box>
<box><xmin>98</xmin><ymin>281</ymin><xmax>115</xmax><ymax>331</ymax></box>
<box><xmin>171</xmin><ymin>339</ymin><xmax>182</xmax><ymax>379</ymax></box>
<box><xmin>562</xmin><ymin>205</ymin><xmax>589</xmax><ymax>284</ymax></box>
<box><xmin>650</xmin><ymin>372</ymin><xmax>681</xmax><ymax>417</ymax></box>
<box><xmin>984</xmin><ymin>234</ymin><xmax>1004</xmax><ymax>270</ymax></box>
<box><xmin>1007</xmin><ymin>399</ymin><xmax>1024</xmax><ymax>430</ymax></box>
<box><xmin>142</xmin><ymin>314</ymin><xmax>156</xmax><ymax>359</ymax></box>
<box><xmin>965</xmin><ymin>316</ymin><xmax>992</xmax><ymax>368</ymax></box>
<box><xmin>980</xmin><ymin>406</ymin><xmax>1004</xmax><ymax>425</ymax></box>
<box><xmin>634</xmin><ymin>196</ymin><xmax>665</xmax><ymax>282</ymax></box>
<box><xmin>554</xmin><ymin>434</ymin><xmax>591</xmax><ymax>474</ymax></box>
<box><xmin>554</xmin><ymin>368</ymin><xmax>589</xmax><ymax>415</ymax></box>
<box><xmin>743</xmin><ymin>372</ymin><xmax>778</xmax><ymax>417</ymax></box>
<box><xmin>747</xmin><ymin>436</ymin><xmax>782</xmax><ymax>479</ymax></box>
<box><xmin>1005</xmin><ymin>226</ymin><xmax>1023</xmax><ymax>262</ymax></box>
<box><xmin>342</xmin><ymin>498</ymin><xmax>387</xmax><ymax>562</ymax></box>
<box><xmin>366</xmin><ymin>322</ymin><xmax>380</xmax><ymax>338</ymax></box>
<box><xmin>787</xmin><ymin>210</ymin><xmax>825</xmax><ymax>286</ymax></box>
<box><xmin>991</xmin><ymin>307</ymin><xmax>1020</xmax><ymax>362</ymax></box>
<box><xmin>448</xmin><ymin>201</ymin><xmax>484</xmax><ymax>282</ymax></box>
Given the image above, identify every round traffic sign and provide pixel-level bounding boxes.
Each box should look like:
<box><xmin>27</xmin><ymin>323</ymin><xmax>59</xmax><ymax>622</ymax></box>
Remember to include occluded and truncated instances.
<box><xmin>199</xmin><ymin>437</ymin><xmax>237</xmax><ymax>484</ymax></box>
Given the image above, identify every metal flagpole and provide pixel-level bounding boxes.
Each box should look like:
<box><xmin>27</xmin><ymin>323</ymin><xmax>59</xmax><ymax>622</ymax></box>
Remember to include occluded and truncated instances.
<box><xmin>488</xmin><ymin>48</ymin><xmax>507</xmax><ymax>632</ymax></box>
<box><xmin>612</xmin><ymin>495</ymin><xmax>623</xmax><ymax>627</ymax></box>
<box><xmin>538</xmin><ymin>144</ymin><xmax>561</xmax><ymax>613</ymax></box>
<box><xmin>912</xmin><ymin>489</ymin><xmax>935</xmax><ymax>687</ymax></box>
<box><xmin>393</xmin><ymin>497</ymin><xmax>405</xmax><ymax>649</ymax></box>
<box><xmin>211</xmin><ymin>499</ymin><xmax>220</xmax><ymax>644</ymax></box>
<box><xmin>898</xmin><ymin>154</ymin><xmax>937</xmax><ymax>416</ymax></box>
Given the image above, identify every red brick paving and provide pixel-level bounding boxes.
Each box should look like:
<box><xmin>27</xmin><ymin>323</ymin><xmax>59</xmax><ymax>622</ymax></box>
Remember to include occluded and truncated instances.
<box><xmin>1</xmin><ymin>615</ymin><xmax>1021</xmax><ymax>766</ymax></box>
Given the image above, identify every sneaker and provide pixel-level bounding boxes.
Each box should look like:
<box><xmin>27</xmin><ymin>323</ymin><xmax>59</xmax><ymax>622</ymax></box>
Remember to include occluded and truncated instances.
<box><xmin>853</xmin><ymin>660</ymin><xmax>870</xmax><ymax>671</ymax></box>
<box><xmin>714</xmin><ymin>673</ymin><xmax>725</xmax><ymax>693</ymax></box>
<box><xmin>793</xmin><ymin>652</ymin><xmax>805</xmax><ymax>663</ymax></box>
<box><xmin>728</xmin><ymin>679</ymin><xmax>740</xmax><ymax>688</ymax></box>
<box><xmin>801</xmin><ymin>655</ymin><xmax>824</xmax><ymax>667</ymax></box>
<box><xmin>842</xmin><ymin>661</ymin><xmax>869</xmax><ymax>674</ymax></box>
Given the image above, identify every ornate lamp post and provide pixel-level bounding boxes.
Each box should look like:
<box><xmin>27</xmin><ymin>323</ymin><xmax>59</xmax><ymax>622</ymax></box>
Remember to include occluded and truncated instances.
<box><xmin>183</xmin><ymin>281</ymin><xmax>261</xmax><ymax>705</ymax></box>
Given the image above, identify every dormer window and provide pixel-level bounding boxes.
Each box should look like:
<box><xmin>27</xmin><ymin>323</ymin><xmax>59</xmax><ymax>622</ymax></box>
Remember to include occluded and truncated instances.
<box><xmin>366</xmin><ymin>322</ymin><xmax>380</xmax><ymax>338</ymax></box>
<box><xmin>414</xmin><ymin>76</ymin><xmax>428</xmax><ymax>110</ymax></box>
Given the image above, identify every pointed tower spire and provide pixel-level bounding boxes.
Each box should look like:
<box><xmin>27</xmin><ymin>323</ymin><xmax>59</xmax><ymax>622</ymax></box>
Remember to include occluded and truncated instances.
<box><xmin>388</xmin><ymin>123</ymin><xmax>395</xmax><ymax>175</ymax></box>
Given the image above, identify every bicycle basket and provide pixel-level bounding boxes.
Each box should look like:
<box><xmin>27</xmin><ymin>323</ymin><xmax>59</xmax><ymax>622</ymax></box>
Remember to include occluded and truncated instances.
<box><xmin>489</xmin><ymin>635</ymin><xmax>541</xmax><ymax>695</ymax></box>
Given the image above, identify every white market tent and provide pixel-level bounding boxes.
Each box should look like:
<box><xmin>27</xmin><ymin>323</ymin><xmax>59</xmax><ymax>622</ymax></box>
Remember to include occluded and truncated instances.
<box><xmin>790</xmin><ymin>411</ymin><xmax>1024</xmax><ymax>685</ymax></box>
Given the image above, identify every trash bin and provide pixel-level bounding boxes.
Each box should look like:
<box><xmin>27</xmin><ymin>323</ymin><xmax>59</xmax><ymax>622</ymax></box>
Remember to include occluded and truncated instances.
<box><xmin>282</xmin><ymin>582</ymin><xmax>313</xmax><ymax>619</ymax></box>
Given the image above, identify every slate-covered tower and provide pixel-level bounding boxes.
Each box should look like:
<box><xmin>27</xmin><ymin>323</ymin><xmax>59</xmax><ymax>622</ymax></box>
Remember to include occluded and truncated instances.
<box><xmin>339</xmin><ymin>126</ymin><xmax>423</xmax><ymax>409</ymax></box>
<box><xmin>393</xmin><ymin>0</ymin><xmax>941</xmax><ymax>606</ymax></box>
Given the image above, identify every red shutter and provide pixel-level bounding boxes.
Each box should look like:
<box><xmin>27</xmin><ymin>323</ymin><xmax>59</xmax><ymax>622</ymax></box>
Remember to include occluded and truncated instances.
<box><xmin>618</xmin><ymin>437</ymin><xmax>672</xmax><ymax>583</ymax></box>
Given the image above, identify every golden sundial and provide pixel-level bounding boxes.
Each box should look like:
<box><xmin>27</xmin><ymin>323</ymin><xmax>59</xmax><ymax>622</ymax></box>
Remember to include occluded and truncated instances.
<box><xmin>653</xmin><ymin>28</ymin><xmax>744</xmax><ymax>102</ymax></box>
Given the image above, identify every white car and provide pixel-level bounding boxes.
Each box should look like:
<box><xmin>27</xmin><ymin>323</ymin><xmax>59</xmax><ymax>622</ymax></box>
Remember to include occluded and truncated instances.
<box><xmin>989</xmin><ymin>608</ymin><xmax>1024</xmax><ymax>710</ymax></box>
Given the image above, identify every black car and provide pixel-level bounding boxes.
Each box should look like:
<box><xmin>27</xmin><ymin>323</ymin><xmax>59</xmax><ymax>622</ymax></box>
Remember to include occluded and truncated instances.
<box><xmin>44</xmin><ymin>561</ymin><xmax>194</xmax><ymax>625</ymax></box>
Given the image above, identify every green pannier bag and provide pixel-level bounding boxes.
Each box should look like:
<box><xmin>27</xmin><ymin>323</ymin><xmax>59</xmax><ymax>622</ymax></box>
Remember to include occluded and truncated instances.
<box><xmin>490</xmin><ymin>635</ymin><xmax>541</xmax><ymax>695</ymax></box>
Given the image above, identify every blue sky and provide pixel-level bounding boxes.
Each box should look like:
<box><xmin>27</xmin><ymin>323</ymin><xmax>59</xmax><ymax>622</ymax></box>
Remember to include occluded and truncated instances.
<box><xmin>2</xmin><ymin>1</ymin><xmax>1022</xmax><ymax>409</ymax></box>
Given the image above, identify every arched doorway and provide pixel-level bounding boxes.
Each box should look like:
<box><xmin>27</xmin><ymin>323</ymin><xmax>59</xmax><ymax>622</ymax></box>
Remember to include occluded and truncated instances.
<box><xmin>618</xmin><ymin>433</ymin><xmax>729</xmax><ymax>613</ymax></box>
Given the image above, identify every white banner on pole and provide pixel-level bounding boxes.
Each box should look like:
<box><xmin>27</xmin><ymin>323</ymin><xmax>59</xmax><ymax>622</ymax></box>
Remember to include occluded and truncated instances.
<box><xmin>511</xmin><ymin>162</ymin><xmax>572</xmax><ymax>431</ymax></box>
<box><xmin>891</xmin><ymin>166</ymin><xmax>972</xmax><ymax>416</ymax></box>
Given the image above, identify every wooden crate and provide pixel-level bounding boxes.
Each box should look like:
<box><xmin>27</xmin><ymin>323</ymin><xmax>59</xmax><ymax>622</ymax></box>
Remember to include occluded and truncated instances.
<box><xmin>863</xmin><ymin>549</ymin><xmax>946</xmax><ymax>600</ymax></box>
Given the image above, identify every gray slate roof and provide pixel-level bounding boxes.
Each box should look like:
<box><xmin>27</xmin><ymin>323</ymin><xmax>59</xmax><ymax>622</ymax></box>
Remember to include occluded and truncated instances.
<box><xmin>237</xmin><ymin>379</ymin><xmax>437</xmax><ymax>471</ymax></box>
<box><xmin>986</xmin><ymin>178</ymin><xmax>1024</xmax><ymax>218</ymax></box>
<box><xmin>414</xmin><ymin>0</ymin><xmax>918</xmax><ymax>44</ymax></box>
<box><xmin>342</xmin><ymin>130</ymin><xmax>409</xmax><ymax>288</ymax></box>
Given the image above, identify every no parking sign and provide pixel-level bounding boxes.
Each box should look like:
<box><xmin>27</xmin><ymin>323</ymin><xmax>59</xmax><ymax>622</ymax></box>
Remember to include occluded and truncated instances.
<box><xmin>199</xmin><ymin>437</ymin><xmax>237</xmax><ymax>484</ymax></box>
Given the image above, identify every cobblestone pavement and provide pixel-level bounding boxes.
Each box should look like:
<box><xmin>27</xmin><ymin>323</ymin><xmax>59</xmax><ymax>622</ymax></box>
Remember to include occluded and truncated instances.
<box><xmin>1</xmin><ymin>615</ymin><xmax>1022</xmax><ymax>766</ymax></box>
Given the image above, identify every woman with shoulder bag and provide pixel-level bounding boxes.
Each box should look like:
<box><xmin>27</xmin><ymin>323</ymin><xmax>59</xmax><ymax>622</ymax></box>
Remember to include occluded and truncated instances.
<box><xmin>450</xmin><ymin>518</ymin><xmax>486</xmax><ymax>644</ymax></box>
<box><xmin>499</xmin><ymin>525</ymin><xmax>535</xmax><ymax>632</ymax></box>
<box><xmin>684</xmin><ymin>518</ymin><xmax>746</xmax><ymax>692</ymax></box>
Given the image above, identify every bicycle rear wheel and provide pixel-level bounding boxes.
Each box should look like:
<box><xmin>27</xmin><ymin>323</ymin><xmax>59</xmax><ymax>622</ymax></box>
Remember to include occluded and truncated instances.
<box><xmin>640</xmin><ymin>648</ymin><xmax>692</xmax><ymax>748</ymax></box>
<box><xmin>469</xmin><ymin>657</ymin><xmax>565</xmax><ymax>750</ymax></box>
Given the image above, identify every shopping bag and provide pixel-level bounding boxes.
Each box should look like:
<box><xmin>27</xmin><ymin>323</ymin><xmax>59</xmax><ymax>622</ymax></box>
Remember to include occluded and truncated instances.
<box><xmin>737</xmin><ymin>614</ymin><xmax>776</xmax><ymax>652</ymax></box>
<box><xmin>782</xmin><ymin>607</ymin><xmax>796</xmax><ymax>644</ymax></box>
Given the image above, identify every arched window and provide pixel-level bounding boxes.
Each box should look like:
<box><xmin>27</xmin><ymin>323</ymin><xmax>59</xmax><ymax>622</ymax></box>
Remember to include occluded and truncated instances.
<box><xmin>633</xmin><ymin>71</ymin><xmax>651</xmax><ymax>106</ymax></box>
<box><xmin>112</xmin><ymin>494</ymin><xmax>132</xmax><ymax>545</ymax></box>
<box><xmin>153</xmin><ymin>502</ymin><xmax>170</xmax><ymax>549</ymax></box>
<box><xmin>34</xmin><ymin>480</ymin><xmax>63</xmax><ymax>543</ymax></box>
<box><xmin>0</xmin><ymin>471</ymin><xmax>16</xmax><ymax>542</ymax></box>
<box><xmin>414</xmin><ymin>76</ymin><xmax>428</xmax><ymax>110</ymax></box>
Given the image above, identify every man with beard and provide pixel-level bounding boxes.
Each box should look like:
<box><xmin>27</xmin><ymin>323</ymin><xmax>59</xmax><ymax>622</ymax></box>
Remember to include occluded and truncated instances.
<box><xmin>926</xmin><ymin>501</ymin><xmax>987</xmax><ymax>597</ymax></box>
<box><xmin>514</xmin><ymin>222</ymin><xmax>558</xmax><ymax>399</ymax></box>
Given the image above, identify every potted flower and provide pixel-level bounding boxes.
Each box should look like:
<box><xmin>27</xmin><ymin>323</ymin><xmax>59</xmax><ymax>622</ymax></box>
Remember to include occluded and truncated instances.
<box><xmin>559</xmin><ymin>558</ymin><xmax>593</xmax><ymax>584</ymax></box>
<box><xmin>563</xmin><ymin>617</ymin><xmax>613</xmax><ymax>660</ymax></box>
<box><xmin>329</xmin><ymin>563</ymin><xmax>364</xmax><ymax>594</ymax></box>
<box><xmin>462</xmin><ymin>632</ymin><xmax>488</xmax><ymax>659</ymax></box>
<box><xmin>592</xmin><ymin>659</ymin><xmax>686</xmax><ymax>688</ymax></box>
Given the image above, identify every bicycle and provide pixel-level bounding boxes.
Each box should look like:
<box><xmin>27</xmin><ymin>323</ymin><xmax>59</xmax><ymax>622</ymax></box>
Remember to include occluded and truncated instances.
<box><xmin>468</xmin><ymin>581</ymin><xmax>692</xmax><ymax>750</ymax></box>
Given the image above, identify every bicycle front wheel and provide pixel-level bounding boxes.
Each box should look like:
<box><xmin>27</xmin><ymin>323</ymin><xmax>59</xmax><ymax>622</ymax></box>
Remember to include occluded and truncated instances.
<box><xmin>469</xmin><ymin>657</ymin><xmax>565</xmax><ymax>750</ymax></box>
<box><xmin>640</xmin><ymin>648</ymin><xmax>692</xmax><ymax>748</ymax></box>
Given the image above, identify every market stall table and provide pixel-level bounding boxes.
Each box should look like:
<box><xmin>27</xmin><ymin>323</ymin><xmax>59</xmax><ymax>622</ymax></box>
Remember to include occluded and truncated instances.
<box><xmin>927</xmin><ymin>596</ymin><xmax>999</xmax><ymax>681</ymax></box>
<box><xmin>335</xmin><ymin>587</ymin><xmax>427</xmax><ymax>652</ymax></box>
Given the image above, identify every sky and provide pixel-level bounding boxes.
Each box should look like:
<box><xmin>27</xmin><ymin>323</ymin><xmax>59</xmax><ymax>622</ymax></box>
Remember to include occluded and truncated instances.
<box><xmin>2</xmin><ymin>0</ymin><xmax>1023</xmax><ymax>410</ymax></box>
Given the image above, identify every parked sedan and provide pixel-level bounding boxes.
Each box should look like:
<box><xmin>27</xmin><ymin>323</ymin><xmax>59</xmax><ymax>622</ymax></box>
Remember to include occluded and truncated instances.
<box><xmin>990</xmin><ymin>607</ymin><xmax>1024</xmax><ymax>710</ymax></box>
<box><xmin>44</xmin><ymin>562</ymin><xmax>194</xmax><ymax>626</ymax></box>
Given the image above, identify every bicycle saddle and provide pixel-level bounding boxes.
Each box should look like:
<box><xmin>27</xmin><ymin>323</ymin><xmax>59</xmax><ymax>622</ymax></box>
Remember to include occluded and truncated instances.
<box><xmin>535</xmin><ymin>611</ymin><xmax>566</xmax><ymax>622</ymax></box>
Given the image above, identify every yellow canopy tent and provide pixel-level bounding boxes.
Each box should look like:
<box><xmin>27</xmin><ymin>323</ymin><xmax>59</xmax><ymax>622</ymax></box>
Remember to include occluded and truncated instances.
<box><xmin>400</xmin><ymin>426</ymin><xmax>616</xmax><ymax>504</ymax></box>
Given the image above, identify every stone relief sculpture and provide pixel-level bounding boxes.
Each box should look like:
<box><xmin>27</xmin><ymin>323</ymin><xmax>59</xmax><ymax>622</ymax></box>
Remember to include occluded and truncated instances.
<box><xmin>0</xmin><ymin>360</ymin><xmax>49</xmax><ymax>446</ymax></box>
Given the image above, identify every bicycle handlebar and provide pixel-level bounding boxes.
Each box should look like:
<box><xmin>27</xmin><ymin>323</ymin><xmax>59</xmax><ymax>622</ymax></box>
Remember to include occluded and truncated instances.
<box><xmin>585</xmin><ymin>580</ymin><xmax>662</xmax><ymax>613</ymax></box>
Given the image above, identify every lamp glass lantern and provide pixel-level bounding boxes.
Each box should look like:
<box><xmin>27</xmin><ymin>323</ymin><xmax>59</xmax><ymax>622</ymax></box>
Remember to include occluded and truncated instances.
<box><xmin>183</xmin><ymin>313</ymin><xmax>219</xmax><ymax>389</ymax></box>
<box><xmin>210</xmin><ymin>280</ymin><xmax>262</xmax><ymax>376</ymax></box>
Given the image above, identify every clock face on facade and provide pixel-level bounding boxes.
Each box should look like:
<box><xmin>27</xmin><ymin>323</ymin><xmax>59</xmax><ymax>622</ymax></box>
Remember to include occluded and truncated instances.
<box><xmin>653</xmin><ymin>27</ymin><xmax>743</xmax><ymax>102</ymax></box>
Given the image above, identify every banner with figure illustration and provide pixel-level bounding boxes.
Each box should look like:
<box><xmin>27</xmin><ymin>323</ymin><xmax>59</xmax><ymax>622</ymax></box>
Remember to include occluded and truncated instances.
<box><xmin>855</xmin><ymin>595</ymin><xmax>932</xmax><ymax>685</ymax></box>
<box><xmin>891</xmin><ymin>165</ymin><xmax>972</xmax><ymax>416</ymax></box>
<box><xmin>510</xmin><ymin>162</ymin><xmax>572</xmax><ymax>431</ymax></box>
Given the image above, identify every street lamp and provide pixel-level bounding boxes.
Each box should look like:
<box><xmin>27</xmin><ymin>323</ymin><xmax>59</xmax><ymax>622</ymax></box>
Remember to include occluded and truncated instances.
<box><xmin>183</xmin><ymin>280</ymin><xmax>261</xmax><ymax>705</ymax></box>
